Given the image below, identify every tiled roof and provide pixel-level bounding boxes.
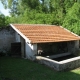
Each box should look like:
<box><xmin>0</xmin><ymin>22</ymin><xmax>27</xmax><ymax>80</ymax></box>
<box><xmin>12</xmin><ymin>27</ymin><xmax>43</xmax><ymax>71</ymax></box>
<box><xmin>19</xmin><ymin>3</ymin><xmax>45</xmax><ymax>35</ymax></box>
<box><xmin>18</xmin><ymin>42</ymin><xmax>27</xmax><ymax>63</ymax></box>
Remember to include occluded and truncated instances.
<box><xmin>12</xmin><ymin>24</ymin><xmax>80</xmax><ymax>43</ymax></box>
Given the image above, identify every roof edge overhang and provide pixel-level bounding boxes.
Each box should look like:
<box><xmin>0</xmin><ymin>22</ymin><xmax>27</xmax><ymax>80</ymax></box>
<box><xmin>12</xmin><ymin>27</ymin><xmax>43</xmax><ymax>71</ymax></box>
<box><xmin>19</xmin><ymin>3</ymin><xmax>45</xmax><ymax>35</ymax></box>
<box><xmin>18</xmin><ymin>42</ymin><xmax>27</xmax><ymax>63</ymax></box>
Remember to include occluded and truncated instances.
<box><xmin>60</xmin><ymin>26</ymin><xmax>80</xmax><ymax>38</ymax></box>
<box><xmin>10</xmin><ymin>24</ymin><xmax>31</xmax><ymax>43</ymax></box>
<box><xmin>31</xmin><ymin>39</ymin><xmax>80</xmax><ymax>44</ymax></box>
<box><xmin>10</xmin><ymin>24</ymin><xmax>80</xmax><ymax>44</ymax></box>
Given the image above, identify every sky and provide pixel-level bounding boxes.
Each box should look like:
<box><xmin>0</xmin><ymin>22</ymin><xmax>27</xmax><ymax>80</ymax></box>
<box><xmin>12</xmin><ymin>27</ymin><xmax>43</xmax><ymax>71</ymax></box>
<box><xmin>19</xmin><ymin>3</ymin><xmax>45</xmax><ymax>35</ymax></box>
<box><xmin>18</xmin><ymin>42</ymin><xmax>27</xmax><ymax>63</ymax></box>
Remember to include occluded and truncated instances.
<box><xmin>0</xmin><ymin>1</ymin><xmax>10</xmax><ymax>16</ymax></box>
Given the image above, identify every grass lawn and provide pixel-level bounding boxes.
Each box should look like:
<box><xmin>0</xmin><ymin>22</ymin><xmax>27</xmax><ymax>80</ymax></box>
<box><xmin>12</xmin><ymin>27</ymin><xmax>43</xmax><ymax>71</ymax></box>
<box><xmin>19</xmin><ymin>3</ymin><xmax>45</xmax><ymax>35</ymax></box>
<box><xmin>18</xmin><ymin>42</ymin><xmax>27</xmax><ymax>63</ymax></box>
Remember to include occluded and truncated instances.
<box><xmin>0</xmin><ymin>57</ymin><xmax>80</xmax><ymax>80</ymax></box>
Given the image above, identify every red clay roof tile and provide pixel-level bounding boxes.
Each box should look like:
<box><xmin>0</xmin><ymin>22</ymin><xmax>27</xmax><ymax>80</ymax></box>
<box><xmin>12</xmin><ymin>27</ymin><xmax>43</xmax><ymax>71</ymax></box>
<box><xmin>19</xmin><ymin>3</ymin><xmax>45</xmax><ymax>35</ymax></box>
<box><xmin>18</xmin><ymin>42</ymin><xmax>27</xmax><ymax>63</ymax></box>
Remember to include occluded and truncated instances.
<box><xmin>12</xmin><ymin>24</ymin><xmax>80</xmax><ymax>43</ymax></box>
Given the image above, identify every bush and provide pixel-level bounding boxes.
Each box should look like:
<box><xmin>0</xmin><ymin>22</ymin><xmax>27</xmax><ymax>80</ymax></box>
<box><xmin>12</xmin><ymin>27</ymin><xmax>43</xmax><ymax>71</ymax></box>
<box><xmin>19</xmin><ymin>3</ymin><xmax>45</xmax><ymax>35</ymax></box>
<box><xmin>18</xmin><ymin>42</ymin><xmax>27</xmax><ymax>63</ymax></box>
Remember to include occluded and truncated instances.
<box><xmin>7</xmin><ymin>50</ymin><xmax>12</xmax><ymax>56</ymax></box>
<box><xmin>0</xmin><ymin>52</ymin><xmax>6</xmax><ymax>56</ymax></box>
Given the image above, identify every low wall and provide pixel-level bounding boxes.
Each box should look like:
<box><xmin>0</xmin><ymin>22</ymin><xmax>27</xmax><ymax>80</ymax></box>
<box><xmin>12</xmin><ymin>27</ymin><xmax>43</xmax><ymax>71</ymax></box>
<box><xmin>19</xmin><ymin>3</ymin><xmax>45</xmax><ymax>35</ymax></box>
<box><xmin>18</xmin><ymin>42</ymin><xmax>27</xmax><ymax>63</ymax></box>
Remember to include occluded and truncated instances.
<box><xmin>59</xmin><ymin>56</ymin><xmax>80</xmax><ymax>71</ymax></box>
<box><xmin>46</xmin><ymin>52</ymin><xmax>71</xmax><ymax>59</ymax></box>
<box><xmin>36</xmin><ymin>56</ymin><xmax>80</xmax><ymax>71</ymax></box>
<box><xmin>0</xmin><ymin>28</ymin><xmax>15</xmax><ymax>53</ymax></box>
<box><xmin>36</xmin><ymin>56</ymin><xmax>60</xmax><ymax>70</ymax></box>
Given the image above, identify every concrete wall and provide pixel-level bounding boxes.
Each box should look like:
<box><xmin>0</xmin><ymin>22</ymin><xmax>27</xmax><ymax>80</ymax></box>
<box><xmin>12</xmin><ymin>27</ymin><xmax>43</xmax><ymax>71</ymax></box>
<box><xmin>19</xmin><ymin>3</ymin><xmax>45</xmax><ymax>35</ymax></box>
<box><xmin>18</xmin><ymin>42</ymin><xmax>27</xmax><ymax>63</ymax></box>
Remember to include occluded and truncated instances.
<box><xmin>36</xmin><ymin>56</ymin><xmax>80</xmax><ymax>71</ymax></box>
<box><xmin>36</xmin><ymin>56</ymin><xmax>60</xmax><ymax>71</ymax></box>
<box><xmin>15</xmin><ymin>32</ymin><xmax>20</xmax><ymax>42</ymax></box>
<box><xmin>15</xmin><ymin>32</ymin><xmax>25</xmax><ymax>58</ymax></box>
<box><xmin>20</xmin><ymin>36</ymin><xmax>25</xmax><ymax>58</ymax></box>
<box><xmin>58</xmin><ymin>56</ymin><xmax>80</xmax><ymax>71</ymax></box>
<box><xmin>67</xmin><ymin>41</ymin><xmax>79</xmax><ymax>55</ymax></box>
<box><xmin>46</xmin><ymin>52</ymin><xmax>71</xmax><ymax>59</ymax></box>
<box><xmin>0</xmin><ymin>28</ymin><xmax>15</xmax><ymax>53</ymax></box>
<box><xmin>25</xmin><ymin>41</ymin><xmax>37</xmax><ymax>60</ymax></box>
<box><xmin>14</xmin><ymin>29</ymin><xmax>38</xmax><ymax>60</ymax></box>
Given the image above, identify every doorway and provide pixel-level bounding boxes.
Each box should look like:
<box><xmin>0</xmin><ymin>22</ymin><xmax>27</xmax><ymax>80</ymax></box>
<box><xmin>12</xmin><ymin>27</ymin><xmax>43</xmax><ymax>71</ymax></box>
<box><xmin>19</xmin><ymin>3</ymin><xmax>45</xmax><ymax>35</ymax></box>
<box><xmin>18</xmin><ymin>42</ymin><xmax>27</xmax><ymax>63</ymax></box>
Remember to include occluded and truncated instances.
<box><xmin>11</xmin><ymin>42</ymin><xmax>21</xmax><ymax>56</ymax></box>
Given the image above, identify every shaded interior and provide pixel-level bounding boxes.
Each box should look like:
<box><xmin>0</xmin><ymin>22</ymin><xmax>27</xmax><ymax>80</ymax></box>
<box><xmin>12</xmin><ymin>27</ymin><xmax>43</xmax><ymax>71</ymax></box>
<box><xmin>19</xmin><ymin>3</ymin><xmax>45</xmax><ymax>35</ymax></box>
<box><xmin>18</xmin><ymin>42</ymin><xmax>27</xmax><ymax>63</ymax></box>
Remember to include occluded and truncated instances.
<box><xmin>37</xmin><ymin>41</ymin><xmax>78</xmax><ymax>62</ymax></box>
<box><xmin>37</xmin><ymin>42</ymin><xmax>68</xmax><ymax>56</ymax></box>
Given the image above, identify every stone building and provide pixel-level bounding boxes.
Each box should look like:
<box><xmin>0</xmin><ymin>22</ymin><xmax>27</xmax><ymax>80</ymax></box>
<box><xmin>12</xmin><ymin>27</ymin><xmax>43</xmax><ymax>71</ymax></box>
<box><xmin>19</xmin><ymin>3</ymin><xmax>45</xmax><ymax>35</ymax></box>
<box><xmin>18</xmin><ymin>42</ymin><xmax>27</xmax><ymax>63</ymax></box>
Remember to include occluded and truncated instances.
<box><xmin>1</xmin><ymin>24</ymin><xmax>80</xmax><ymax>71</ymax></box>
<box><xmin>10</xmin><ymin>24</ymin><xmax>80</xmax><ymax>60</ymax></box>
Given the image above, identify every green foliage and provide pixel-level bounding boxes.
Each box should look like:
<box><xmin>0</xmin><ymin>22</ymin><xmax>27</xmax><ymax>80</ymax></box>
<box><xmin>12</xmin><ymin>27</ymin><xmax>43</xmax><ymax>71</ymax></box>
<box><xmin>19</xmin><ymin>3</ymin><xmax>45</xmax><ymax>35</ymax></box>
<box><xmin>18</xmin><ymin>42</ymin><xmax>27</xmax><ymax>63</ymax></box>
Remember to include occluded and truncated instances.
<box><xmin>0</xmin><ymin>52</ymin><xmax>6</xmax><ymax>56</ymax></box>
<box><xmin>1</xmin><ymin>0</ymin><xmax>80</xmax><ymax>35</ymax></box>
<box><xmin>63</xmin><ymin>3</ymin><xmax>80</xmax><ymax>35</ymax></box>
<box><xmin>0</xmin><ymin>13</ymin><xmax>5</xmax><ymax>27</ymax></box>
<box><xmin>0</xmin><ymin>13</ymin><xmax>10</xmax><ymax>28</ymax></box>
<box><xmin>5</xmin><ymin>16</ymin><xmax>10</xmax><ymax>26</ymax></box>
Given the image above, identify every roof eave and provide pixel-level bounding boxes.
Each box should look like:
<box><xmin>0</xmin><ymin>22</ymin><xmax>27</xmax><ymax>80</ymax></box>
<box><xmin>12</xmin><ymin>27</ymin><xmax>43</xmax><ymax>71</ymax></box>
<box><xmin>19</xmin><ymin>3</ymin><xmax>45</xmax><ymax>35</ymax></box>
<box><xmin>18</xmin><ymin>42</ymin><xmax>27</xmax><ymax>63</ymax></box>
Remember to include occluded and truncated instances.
<box><xmin>10</xmin><ymin>24</ymin><xmax>31</xmax><ymax>43</ymax></box>
<box><xmin>31</xmin><ymin>39</ymin><xmax>80</xmax><ymax>44</ymax></box>
<box><xmin>60</xmin><ymin>26</ymin><xmax>80</xmax><ymax>38</ymax></box>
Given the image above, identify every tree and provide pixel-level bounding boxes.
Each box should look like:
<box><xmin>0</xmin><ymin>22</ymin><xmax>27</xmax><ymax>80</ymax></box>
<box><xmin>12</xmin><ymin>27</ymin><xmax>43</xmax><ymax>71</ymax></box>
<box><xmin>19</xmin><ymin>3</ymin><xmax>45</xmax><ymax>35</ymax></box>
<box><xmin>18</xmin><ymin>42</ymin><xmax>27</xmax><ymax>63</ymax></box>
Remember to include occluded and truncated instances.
<box><xmin>0</xmin><ymin>12</ymin><xmax>5</xmax><ymax>27</ymax></box>
<box><xmin>1</xmin><ymin>0</ymin><xmax>80</xmax><ymax>35</ymax></box>
<box><xmin>0</xmin><ymin>12</ymin><xmax>10</xmax><ymax>28</ymax></box>
<box><xmin>63</xmin><ymin>2</ymin><xmax>80</xmax><ymax>35</ymax></box>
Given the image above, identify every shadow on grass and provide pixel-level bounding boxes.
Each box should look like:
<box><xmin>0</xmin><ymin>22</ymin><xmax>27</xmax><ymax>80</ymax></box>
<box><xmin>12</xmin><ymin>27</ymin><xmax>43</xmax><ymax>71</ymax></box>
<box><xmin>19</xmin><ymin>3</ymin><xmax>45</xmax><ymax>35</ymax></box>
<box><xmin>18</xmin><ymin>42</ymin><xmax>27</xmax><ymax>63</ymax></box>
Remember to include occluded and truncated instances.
<box><xmin>0</xmin><ymin>56</ymin><xmax>80</xmax><ymax>80</ymax></box>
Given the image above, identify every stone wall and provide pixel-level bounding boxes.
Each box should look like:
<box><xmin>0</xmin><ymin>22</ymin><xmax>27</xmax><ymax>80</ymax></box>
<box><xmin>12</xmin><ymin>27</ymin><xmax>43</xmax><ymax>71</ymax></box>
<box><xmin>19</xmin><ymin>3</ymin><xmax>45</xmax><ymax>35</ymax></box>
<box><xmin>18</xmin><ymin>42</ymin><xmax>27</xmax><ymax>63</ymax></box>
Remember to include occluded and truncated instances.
<box><xmin>36</xmin><ymin>56</ymin><xmax>80</xmax><ymax>71</ymax></box>
<box><xmin>59</xmin><ymin>56</ymin><xmax>80</xmax><ymax>71</ymax></box>
<box><xmin>0</xmin><ymin>28</ymin><xmax>15</xmax><ymax>53</ymax></box>
<box><xmin>67</xmin><ymin>41</ymin><xmax>80</xmax><ymax>55</ymax></box>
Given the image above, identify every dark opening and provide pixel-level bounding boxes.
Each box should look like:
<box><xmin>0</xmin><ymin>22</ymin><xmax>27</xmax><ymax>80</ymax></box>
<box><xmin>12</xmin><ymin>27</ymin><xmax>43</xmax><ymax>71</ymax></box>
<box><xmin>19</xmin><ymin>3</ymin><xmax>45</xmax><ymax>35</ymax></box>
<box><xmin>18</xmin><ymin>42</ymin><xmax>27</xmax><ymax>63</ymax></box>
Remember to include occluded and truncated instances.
<box><xmin>37</xmin><ymin>42</ymin><xmax>68</xmax><ymax>56</ymax></box>
<box><xmin>11</xmin><ymin>42</ymin><xmax>21</xmax><ymax>56</ymax></box>
<box><xmin>53</xmin><ymin>54</ymin><xmax>77</xmax><ymax>62</ymax></box>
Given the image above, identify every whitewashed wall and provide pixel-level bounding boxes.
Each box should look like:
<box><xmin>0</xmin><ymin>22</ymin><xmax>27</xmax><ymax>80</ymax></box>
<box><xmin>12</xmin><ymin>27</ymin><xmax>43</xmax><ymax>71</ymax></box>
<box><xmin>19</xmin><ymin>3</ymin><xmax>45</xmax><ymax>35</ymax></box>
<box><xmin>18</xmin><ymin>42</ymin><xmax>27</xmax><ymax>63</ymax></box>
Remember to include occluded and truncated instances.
<box><xmin>15</xmin><ymin>32</ymin><xmax>37</xmax><ymax>60</ymax></box>
<box><xmin>0</xmin><ymin>28</ymin><xmax>15</xmax><ymax>52</ymax></box>
<box><xmin>15</xmin><ymin>32</ymin><xmax>20</xmax><ymax>42</ymax></box>
<box><xmin>25</xmin><ymin>41</ymin><xmax>37</xmax><ymax>60</ymax></box>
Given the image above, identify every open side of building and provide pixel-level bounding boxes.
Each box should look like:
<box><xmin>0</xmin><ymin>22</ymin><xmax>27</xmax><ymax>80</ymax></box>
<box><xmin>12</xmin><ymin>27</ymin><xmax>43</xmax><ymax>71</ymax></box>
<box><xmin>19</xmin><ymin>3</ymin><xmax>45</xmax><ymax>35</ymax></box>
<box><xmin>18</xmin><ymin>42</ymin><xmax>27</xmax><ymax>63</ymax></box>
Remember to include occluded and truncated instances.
<box><xmin>10</xmin><ymin>24</ymin><xmax>80</xmax><ymax>71</ymax></box>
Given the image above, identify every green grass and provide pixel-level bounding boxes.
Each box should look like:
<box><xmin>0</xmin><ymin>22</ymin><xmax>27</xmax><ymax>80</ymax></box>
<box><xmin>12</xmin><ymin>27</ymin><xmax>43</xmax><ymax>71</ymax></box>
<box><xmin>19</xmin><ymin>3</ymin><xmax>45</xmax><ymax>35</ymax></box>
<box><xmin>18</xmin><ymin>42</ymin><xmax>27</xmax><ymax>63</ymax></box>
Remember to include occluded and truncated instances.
<box><xmin>0</xmin><ymin>57</ymin><xmax>80</xmax><ymax>80</ymax></box>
